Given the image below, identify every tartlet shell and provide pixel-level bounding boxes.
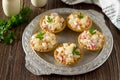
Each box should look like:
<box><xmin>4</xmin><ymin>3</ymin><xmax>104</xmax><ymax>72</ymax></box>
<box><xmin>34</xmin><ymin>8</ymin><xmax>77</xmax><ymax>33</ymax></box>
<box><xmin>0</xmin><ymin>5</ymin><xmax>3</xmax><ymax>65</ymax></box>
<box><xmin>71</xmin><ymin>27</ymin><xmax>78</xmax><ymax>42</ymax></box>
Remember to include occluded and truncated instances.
<box><xmin>54</xmin><ymin>42</ymin><xmax>83</xmax><ymax>65</ymax></box>
<box><xmin>30</xmin><ymin>32</ymin><xmax>58</xmax><ymax>53</ymax></box>
<box><xmin>67</xmin><ymin>12</ymin><xmax>92</xmax><ymax>32</ymax></box>
<box><xmin>78</xmin><ymin>31</ymin><xmax>106</xmax><ymax>51</ymax></box>
<box><xmin>40</xmin><ymin>13</ymin><xmax>66</xmax><ymax>33</ymax></box>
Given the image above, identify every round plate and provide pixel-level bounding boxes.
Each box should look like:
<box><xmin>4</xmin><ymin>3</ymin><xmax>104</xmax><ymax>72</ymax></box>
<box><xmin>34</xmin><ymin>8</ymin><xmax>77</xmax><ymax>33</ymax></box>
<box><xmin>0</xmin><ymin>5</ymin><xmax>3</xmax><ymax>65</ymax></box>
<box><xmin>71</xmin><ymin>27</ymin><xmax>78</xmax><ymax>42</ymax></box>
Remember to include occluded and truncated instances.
<box><xmin>22</xmin><ymin>8</ymin><xmax>113</xmax><ymax>75</ymax></box>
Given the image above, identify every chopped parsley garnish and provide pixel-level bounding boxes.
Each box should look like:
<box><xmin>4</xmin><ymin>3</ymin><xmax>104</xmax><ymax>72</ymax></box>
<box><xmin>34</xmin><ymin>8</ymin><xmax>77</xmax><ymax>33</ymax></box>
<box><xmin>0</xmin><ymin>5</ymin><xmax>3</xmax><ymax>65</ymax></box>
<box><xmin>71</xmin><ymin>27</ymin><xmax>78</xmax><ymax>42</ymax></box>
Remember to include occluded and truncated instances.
<box><xmin>36</xmin><ymin>32</ymin><xmax>44</xmax><ymax>40</ymax></box>
<box><xmin>72</xmin><ymin>46</ymin><xmax>80</xmax><ymax>55</ymax></box>
<box><xmin>47</xmin><ymin>16</ymin><xmax>52</xmax><ymax>23</ymax></box>
<box><xmin>78</xmin><ymin>12</ymin><xmax>84</xmax><ymax>19</ymax></box>
<box><xmin>89</xmin><ymin>27</ymin><xmax>96</xmax><ymax>35</ymax></box>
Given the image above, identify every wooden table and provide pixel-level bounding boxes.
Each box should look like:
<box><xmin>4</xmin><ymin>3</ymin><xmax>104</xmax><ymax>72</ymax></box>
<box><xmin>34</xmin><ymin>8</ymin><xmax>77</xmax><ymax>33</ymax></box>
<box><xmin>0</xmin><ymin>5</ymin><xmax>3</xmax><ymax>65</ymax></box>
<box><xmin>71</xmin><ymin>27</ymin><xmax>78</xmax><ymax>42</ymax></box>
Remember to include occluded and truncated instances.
<box><xmin>0</xmin><ymin>0</ymin><xmax>120</xmax><ymax>80</ymax></box>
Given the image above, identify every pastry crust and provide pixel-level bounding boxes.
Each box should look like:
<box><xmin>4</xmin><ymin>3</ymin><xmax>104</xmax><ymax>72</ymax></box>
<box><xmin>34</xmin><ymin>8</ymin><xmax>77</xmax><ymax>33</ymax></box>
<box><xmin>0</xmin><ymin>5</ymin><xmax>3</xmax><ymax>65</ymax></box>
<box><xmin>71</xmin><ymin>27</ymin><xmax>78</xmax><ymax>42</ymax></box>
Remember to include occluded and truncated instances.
<box><xmin>67</xmin><ymin>12</ymin><xmax>92</xmax><ymax>32</ymax></box>
<box><xmin>78</xmin><ymin>30</ymin><xmax>106</xmax><ymax>51</ymax></box>
<box><xmin>40</xmin><ymin>13</ymin><xmax>66</xmax><ymax>33</ymax></box>
<box><xmin>54</xmin><ymin>42</ymin><xmax>83</xmax><ymax>65</ymax></box>
<box><xmin>30</xmin><ymin>31</ymin><xmax>58</xmax><ymax>52</ymax></box>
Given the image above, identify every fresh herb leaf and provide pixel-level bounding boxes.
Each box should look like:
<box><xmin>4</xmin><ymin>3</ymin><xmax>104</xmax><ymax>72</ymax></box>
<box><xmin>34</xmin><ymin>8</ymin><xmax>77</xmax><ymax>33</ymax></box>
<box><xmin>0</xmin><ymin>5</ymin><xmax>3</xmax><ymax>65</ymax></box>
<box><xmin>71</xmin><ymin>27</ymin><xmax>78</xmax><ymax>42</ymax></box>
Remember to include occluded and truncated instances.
<box><xmin>89</xmin><ymin>27</ymin><xmax>96</xmax><ymax>35</ymax></box>
<box><xmin>10</xmin><ymin>7</ymin><xmax>32</xmax><ymax>27</ymax></box>
<box><xmin>36</xmin><ymin>32</ymin><xmax>44</xmax><ymax>40</ymax></box>
<box><xmin>47</xmin><ymin>16</ymin><xmax>52</xmax><ymax>23</ymax></box>
<box><xmin>20</xmin><ymin>7</ymin><xmax>32</xmax><ymax>22</ymax></box>
<box><xmin>74</xmin><ymin>51</ymin><xmax>80</xmax><ymax>55</ymax></box>
<box><xmin>3</xmin><ymin>31</ymin><xmax>16</xmax><ymax>45</ymax></box>
<box><xmin>0</xmin><ymin>20</ymin><xmax>10</xmax><ymax>41</ymax></box>
<box><xmin>72</xmin><ymin>46</ymin><xmax>80</xmax><ymax>55</ymax></box>
<box><xmin>0</xmin><ymin>20</ymin><xmax>7</xmax><ymax>25</ymax></box>
<box><xmin>78</xmin><ymin>13</ymin><xmax>83</xmax><ymax>19</ymax></box>
<box><xmin>0</xmin><ymin>7</ymin><xmax>32</xmax><ymax>45</ymax></box>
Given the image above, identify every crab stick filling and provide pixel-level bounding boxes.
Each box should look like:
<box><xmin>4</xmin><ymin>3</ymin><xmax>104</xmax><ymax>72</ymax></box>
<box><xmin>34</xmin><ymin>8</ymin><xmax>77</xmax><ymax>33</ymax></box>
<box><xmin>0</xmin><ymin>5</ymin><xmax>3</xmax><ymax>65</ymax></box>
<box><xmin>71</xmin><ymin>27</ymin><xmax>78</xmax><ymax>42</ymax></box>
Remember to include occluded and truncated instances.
<box><xmin>56</xmin><ymin>43</ymin><xmax>81</xmax><ymax>63</ymax></box>
<box><xmin>68</xmin><ymin>12</ymin><xmax>91</xmax><ymax>30</ymax></box>
<box><xmin>30</xmin><ymin>32</ymin><xmax>57</xmax><ymax>51</ymax></box>
<box><xmin>42</xmin><ymin>13</ymin><xmax>65</xmax><ymax>31</ymax></box>
<box><xmin>79</xmin><ymin>30</ymin><xmax>105</xmax><ymax>49</ymax></box>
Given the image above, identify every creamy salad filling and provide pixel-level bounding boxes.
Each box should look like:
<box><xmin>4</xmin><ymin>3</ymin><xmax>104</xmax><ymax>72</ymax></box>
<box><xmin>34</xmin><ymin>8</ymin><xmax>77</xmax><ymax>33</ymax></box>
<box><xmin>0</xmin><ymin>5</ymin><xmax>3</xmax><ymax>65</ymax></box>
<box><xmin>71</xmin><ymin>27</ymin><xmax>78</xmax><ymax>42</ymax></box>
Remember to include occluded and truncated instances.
<box><xmin>79</xmin><ymin>30</ymin><xmax>105</xmax><ymax>49</ymax></box>
<box><xmin>56</xmin><ymin>43</ymin><xmax>81</xmax><ymax>63</ymax></box>
<box><xmin>30</xmin><ymin>32</ymin><xmax>57</xmax><ymax>51</ymax></box>
<box><xmin>68</xmin><ymin>12</ymin><xmax>91</xmax><ymax>30</ymax></box>
<box><xmin>42</xmin><ymin>13</ymin><xmax>64</xmax><ymax>31</ymax></box>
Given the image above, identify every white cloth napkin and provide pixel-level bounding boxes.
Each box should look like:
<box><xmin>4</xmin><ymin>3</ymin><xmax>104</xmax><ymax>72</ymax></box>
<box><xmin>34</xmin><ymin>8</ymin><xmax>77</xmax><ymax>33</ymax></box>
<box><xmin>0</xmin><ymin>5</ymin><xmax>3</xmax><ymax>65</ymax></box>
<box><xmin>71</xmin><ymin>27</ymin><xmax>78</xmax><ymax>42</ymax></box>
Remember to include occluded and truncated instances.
<box><xmin>62</xmin><ymin>0</ymin><xmax>120</xmax><ymax>29</ymax></box>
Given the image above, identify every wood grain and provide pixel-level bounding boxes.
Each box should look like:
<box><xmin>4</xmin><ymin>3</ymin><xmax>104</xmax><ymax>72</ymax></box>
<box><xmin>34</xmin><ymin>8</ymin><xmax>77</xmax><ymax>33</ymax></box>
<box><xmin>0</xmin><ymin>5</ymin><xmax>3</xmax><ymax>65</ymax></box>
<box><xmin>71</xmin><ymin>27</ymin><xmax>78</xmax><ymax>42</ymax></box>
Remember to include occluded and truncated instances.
<box><xmin>0</xmin><ymin>0</ymin><xmax>120</xmax><ymax>80</ymax></box>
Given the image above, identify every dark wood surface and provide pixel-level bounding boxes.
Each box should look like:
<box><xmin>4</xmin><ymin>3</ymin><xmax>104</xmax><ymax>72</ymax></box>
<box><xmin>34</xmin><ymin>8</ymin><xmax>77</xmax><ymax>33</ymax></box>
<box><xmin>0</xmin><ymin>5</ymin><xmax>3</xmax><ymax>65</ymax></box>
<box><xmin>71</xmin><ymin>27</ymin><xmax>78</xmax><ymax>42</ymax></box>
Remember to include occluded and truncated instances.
<box><xmin>0</xmin><ymin>0</ymin><xmax>120</xmax><ymax>80</ymax></box>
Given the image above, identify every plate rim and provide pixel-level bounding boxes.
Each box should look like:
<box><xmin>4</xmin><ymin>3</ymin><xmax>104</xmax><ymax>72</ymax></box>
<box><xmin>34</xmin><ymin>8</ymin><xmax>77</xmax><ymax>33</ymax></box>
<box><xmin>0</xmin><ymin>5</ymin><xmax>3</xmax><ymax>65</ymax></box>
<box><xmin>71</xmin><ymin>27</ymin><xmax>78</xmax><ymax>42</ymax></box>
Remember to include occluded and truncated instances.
<box><xmin>22</xmin><ymin>8</ymin><xmax>113</xmax><ymax>75</ymax></box>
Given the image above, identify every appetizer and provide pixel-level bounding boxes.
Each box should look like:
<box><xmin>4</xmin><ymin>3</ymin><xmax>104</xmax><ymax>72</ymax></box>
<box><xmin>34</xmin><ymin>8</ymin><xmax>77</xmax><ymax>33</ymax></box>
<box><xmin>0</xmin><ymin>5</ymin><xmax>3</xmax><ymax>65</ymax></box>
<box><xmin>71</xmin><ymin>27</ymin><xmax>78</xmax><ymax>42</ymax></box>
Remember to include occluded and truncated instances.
<box><xmin>30</xmin><ymin>31</ymin><xmax>58</xmax><ymax>52</ymax></box>
<box><xmin>78</xmin><ymin>28</ymin><xmax>106</xmax><ymax>51</ymax></box>
<box><xmin>67</xmin><ymin>12</ymin><xmax>92</xmax><ymax>32</ymax></box>
<box><xmin>40</xmin><ymin>13</ymin><xmax>66</xmax><ymax>33</ymax></box>
<box><xmin>54</xmin><ymin>42</ymin><xmax>83</xmax><ymax>65</ymax></box>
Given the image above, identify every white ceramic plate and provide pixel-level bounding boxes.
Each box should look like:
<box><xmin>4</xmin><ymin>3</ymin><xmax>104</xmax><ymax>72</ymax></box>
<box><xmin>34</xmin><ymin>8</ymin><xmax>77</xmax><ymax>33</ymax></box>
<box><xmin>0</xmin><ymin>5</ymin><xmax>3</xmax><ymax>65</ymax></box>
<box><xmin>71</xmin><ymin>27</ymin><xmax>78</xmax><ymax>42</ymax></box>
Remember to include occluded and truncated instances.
<box><xmin>22</xmin><ymin>8</ymin><xmax>113</xmax><ymax>75</ymax></box>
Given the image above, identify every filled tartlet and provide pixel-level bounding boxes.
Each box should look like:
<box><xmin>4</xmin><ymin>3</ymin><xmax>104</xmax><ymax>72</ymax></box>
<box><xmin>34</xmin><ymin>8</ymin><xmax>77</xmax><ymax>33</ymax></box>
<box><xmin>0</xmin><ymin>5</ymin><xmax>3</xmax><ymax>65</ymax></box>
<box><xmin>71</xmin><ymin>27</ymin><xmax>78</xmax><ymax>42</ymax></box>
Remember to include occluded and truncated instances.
<box><xmin>67</xmin><ymin>12</ymin><xmax>92</xmax><ymax>32</ymax></box>
<box><xmin>30</xmin><ymin>31</ymin><xmax>58</xmax><ymax>52</ymax></box>
<box><xmin>78</xmin><ymin>28</ymin><xmax>106</xmax><ymax>51</ymax></box>
<box><xmin>54</xmin><ymin>42</ymin><xmax>83</xmax><ymax>65</ymax></box>
<box><xmin>40</xmin><ymin>13</ymin><xmax>66</xmax><ymax>33</ymax></box>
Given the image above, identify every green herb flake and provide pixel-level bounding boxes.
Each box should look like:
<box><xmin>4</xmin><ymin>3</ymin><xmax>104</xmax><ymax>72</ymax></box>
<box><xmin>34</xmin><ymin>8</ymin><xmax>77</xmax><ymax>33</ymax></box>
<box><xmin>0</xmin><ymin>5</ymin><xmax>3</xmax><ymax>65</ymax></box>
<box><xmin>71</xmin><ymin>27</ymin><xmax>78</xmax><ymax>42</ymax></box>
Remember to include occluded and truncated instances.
<box><xmin>78</xmin><ymin>12</ymin><xmax>84</xmax><ymax>19</ymax></box>
<box><xmin>89</xmin><ymin>27</ymin><xmax>96</xmax><ymax>35</ymax></box>
<box><xmin>36</xmin><ymin>32</ymin><xmax>44</xmax><ymax>40</ymax></box>
<box><xmin>72</xmin><ymin>46</ymin><xmax>80</xmax><ymax>55</ymax></box>
<box><xmin>47</xmin><ymin>16</ymin><xmax>52</xmax><ymax>23</ymax></box>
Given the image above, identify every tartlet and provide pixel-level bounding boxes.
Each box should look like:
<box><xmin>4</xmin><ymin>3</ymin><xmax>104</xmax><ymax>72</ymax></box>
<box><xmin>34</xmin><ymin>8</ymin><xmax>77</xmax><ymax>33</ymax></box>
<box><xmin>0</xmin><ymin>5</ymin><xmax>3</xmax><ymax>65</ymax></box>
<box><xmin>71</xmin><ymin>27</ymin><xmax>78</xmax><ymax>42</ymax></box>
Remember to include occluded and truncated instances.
<box><xmin>40</xmin><ymin>13</ymin><xmax>66</xmax><ymax>33</ymax></box>
<box><xmin>54</xmin><ymin>42</ymin><xmax>83</xmax><ymax>65</ymax></box>
<box><xmin>67</xmin><ymin>12</ymin><xmax>92</xmax><ymax>32</ymax></box>
<box><xmin>78</xmin><ymin>28</ymin><xmax>106</xmax><ymax>51</ymax></box>
<box><xmin>30</xmin><ymin>31</ymin><xmax>58</xmax><ymax>52</ymax></box>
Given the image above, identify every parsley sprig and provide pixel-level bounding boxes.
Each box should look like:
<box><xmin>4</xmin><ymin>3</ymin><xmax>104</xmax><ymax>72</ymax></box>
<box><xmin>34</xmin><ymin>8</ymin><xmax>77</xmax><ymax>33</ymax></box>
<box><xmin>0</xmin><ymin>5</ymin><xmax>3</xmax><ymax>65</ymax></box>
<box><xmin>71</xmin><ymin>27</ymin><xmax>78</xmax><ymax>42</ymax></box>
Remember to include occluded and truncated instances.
<box><xmin>3</xmin><ymin>31</ymin><xmax>16</xmax><ymax>45</ymax></box>
<box><xmin>0</xmin><ymin>7</ymin><xmax>32</xmax><ymax>45</ymax></box>
<box><xmin>36</xmin><ymin>32</ymin><xmax>44</xmax><ymax>40</ymax></box>
<box><xmin>78</xmin><ymin>12</ymin><xmax>84</xmax><ymax>19</ymax></box>
<box><xmin>47</xmin><ymin>16</ymin><xmax>52</xmax><ymax>23</ymax></box>
<box><xmin>72</xmin><ymin>46</ymin><xmax>80</xmax><ymax>55</ymax></box>
<box><xmin>89</xmin><ymin>27</ymin><xmax>96</xmax><ymax>35</ymax></box>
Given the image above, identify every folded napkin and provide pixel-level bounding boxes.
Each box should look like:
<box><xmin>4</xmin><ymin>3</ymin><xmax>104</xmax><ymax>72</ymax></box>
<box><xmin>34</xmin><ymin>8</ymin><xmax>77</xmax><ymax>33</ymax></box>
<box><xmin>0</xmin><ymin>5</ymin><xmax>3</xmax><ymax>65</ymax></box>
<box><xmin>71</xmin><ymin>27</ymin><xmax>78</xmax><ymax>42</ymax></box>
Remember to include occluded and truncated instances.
<box><xmin>62</xmin><ymin>0</ymin><xmax>120</xmax><ymax>29</ymax></box>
